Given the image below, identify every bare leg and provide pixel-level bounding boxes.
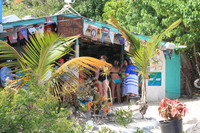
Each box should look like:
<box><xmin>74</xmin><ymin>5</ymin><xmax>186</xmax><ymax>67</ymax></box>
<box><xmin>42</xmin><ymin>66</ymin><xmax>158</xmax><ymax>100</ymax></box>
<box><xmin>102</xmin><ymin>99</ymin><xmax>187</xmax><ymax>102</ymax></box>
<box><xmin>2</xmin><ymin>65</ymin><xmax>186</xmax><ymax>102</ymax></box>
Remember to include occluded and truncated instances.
<box><xmin>116</xmin><ymin>83</ymin><xmax>121</xmax><ymax>103</ymax></box>
<box><xmin>98</xmin><ymin>81</ymin><xmax>103</xmax><ymax>97</ymax></box>
<box><xmin>130</xmin><ymin>93</ymin><xmax>137</xmax><ymax>96</ymax></box>
<box><xmin>126</xmin><ymin>95</ymin><xmax>130</xmax><ymax>103</ymax></box>
<box><xmin>103</xmin><ymin>79</ymin><xmax>109</xmax><ymax>98</ymax></box>
<box><xmin>110</xmin><ymin>80</ymin><xmax>116</xmax><ymax>101</ymax></box>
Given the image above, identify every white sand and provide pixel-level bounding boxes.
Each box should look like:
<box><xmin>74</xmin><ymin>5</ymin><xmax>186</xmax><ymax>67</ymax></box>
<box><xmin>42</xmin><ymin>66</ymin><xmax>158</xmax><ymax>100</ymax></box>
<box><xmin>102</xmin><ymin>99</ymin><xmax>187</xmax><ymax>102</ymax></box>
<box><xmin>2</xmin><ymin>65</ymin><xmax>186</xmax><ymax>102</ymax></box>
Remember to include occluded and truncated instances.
<box><xmin>94</xmin><ymin>97</ymin><xmax>200</xmax><ymax>133</ymax></box>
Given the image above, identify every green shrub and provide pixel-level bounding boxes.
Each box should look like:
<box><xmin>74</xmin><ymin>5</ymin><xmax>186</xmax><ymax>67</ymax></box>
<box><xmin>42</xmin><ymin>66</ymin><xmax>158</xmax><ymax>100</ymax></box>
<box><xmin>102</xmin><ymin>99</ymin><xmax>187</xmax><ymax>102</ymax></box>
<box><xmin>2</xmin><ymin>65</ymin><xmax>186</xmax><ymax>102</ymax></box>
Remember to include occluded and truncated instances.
<box><xmin>0</xmin><ymin>84</ymin><xmax>79</xmax><ymax>132</ymax></box>
<box><xmin>114</xmin><ymin>106</ymin><xmax>134</xmax><ymax>127</ymax></box>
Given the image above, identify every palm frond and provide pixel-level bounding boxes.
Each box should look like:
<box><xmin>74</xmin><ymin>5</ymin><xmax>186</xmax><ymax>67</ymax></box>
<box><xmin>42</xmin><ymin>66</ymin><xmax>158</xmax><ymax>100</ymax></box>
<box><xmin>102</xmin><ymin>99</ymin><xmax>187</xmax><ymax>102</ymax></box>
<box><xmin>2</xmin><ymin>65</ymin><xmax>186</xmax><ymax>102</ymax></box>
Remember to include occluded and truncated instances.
<box><xmin>151</xmin><ymin>19</ymin><xmax>182</xmax><ymax>45</ymax></box>
<box><xmin>55</xmin><ymin>57</ymin><xmax>112</xmax><ymax>75</ymax></box>
<box><xmin>49</xmin><ymin>57</ymin><xmax>112</xmax><ymax>99</ymax></box>
<box><xmin>22</xmin><ymin>33</ymin><xmax>79</xmax><ymax>82</ymax></box>
<box><xmin>0</xmin><ymin>41</ymin><xmax>25</xmax><ymax>69</ymax></box>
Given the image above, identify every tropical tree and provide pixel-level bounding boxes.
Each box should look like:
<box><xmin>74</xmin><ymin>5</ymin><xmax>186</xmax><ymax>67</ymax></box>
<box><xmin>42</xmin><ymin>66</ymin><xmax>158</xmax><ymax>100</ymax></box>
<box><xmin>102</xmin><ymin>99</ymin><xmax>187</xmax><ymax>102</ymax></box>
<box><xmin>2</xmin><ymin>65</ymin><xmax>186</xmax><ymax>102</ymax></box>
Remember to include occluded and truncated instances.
<box><xmin>108</xmin><ymin>17</ymin><xmax>182</xmax><ymax>117</ymax></box>
<box><xmin>73</xmin><ymin>0</ymin><xmax>109</xmax><ymax>22</ymax></box>
<box><xmin>3</xmin><ymin>0</ymin><xmax>108</xmax><ymax>22</ymax></box>
<box><xmin>103</xmin><ymin>0</ymin><xmax>200</xmax><ymax>82</ymax></box>
<box><xmin>0</xmin><ymin>33</ymin><xmax>111</xmax><ymax>99</ymax></box>
<box><xmin>104</xmin><ymin>0</ymin><xmax>200</xmax><ymax>46</ymax></box>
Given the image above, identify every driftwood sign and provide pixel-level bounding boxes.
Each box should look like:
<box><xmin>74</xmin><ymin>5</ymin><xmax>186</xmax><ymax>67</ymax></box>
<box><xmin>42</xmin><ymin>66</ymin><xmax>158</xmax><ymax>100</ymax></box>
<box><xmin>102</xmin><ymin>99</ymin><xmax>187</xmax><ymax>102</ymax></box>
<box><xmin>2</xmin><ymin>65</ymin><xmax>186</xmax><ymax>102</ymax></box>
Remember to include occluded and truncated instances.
<box><xmin>57</xmin><ymin>16</ymin><xmax>83</xmax><ymax>37</ymax></box>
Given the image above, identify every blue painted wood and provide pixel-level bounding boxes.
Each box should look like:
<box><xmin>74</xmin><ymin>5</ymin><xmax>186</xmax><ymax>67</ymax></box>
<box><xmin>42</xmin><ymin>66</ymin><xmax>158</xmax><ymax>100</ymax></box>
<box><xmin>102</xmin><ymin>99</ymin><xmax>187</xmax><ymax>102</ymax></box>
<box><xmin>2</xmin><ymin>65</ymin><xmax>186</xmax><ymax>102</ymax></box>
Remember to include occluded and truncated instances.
<box><xmin>165</xmin><ymin>53</ymin><xmax>181</xmax><ymax>99</ymax></box>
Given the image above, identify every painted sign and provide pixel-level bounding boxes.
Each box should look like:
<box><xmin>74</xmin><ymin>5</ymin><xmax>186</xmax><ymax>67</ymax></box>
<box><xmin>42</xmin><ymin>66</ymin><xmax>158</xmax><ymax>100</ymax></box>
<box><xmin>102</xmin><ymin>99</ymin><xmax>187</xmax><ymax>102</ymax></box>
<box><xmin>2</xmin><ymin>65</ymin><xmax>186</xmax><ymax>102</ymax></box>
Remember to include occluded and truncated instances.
<box><xmin>148</xmin><ymin>72</ymin><xmax>162</xmax><ymax>86</ymax></box>
<box><xmin>57</xmin><ymin>16</ymin><xmax>83</xmax><ymax>37</ymax></box>
<box><xmin>150</xmin><ymin>50</ymin><xmax>163</xmax><ymax>71</ymax></box>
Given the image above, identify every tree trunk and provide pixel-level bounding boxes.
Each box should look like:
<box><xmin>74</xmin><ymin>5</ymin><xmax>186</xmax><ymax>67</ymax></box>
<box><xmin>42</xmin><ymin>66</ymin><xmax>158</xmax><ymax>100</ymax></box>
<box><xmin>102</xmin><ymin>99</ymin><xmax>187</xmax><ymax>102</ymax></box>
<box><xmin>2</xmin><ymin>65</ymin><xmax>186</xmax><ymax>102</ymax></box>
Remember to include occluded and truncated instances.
<box><xmin>139</xmin><ymin>76</ymin><xmax>148</xmax><ymax>118</ymax></box>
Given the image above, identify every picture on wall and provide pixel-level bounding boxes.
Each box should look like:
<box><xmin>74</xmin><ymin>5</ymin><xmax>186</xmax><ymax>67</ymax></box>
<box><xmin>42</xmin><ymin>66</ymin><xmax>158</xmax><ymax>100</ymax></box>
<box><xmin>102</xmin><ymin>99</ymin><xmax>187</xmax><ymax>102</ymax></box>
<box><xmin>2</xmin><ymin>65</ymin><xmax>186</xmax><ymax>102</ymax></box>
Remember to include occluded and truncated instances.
<box><xmin>148</xmin><ymin>72</ymin><xmax>162</xmax><ymax>86</ymax></box>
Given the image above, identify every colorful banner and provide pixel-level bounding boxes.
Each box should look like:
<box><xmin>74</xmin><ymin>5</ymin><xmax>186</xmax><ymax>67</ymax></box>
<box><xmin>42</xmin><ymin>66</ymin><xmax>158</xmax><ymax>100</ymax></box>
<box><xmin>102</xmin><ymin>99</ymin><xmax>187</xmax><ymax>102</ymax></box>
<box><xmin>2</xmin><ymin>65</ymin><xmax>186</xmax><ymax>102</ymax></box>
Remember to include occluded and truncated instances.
<box><xmin>57</xmin><ymin>16</ymin><xmax>83</xmax><ymax>37</ymax></box>
<box><xmin>101</xmin><ymin>26</ymin><xmax>110</xmax><ymax>43</ymax></box>
<box><xmin>90</xmin><ymin>25</ymin><xmax>98</xmax><ymax>40</ymax></box>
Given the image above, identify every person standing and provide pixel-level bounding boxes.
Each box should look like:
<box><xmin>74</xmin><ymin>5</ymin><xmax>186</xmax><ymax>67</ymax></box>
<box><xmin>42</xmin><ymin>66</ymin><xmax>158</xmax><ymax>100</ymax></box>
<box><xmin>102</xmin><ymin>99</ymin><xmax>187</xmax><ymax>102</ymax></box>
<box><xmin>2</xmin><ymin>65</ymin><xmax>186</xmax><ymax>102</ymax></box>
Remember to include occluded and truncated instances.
<box><xmin>124</xmin><ymin>59</ymin><xmax>139</xmax><ymax>102</ymax></box>
<box><xmin>110</xmin><ymin>60</ymin><xmax>121</xmax><ymax>103</ymax></box>
<box><xmin>95</xmin><ymin>55</ymin><xmax>109</xmax><ymax>98</ymax></box>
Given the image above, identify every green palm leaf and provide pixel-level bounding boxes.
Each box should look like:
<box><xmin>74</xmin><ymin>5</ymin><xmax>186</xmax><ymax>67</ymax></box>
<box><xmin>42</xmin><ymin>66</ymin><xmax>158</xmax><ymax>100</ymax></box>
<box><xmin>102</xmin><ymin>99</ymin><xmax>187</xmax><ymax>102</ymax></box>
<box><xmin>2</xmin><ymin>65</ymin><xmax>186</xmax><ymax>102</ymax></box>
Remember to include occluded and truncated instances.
<box><xmin>22</xmin><ymin>33</ymin><xmax>79</xmax><ymax>82</ymax></box>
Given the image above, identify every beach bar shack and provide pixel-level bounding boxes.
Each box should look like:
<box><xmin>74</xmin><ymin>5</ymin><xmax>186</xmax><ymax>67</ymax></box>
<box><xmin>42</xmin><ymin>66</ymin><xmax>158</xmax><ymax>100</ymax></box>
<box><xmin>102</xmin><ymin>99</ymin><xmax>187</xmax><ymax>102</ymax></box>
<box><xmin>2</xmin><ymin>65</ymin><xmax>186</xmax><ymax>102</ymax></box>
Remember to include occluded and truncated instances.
<box><xmin>0</xmin><ymin>13</ymin><xmax>181</xmax><ymax>101</ymax></box>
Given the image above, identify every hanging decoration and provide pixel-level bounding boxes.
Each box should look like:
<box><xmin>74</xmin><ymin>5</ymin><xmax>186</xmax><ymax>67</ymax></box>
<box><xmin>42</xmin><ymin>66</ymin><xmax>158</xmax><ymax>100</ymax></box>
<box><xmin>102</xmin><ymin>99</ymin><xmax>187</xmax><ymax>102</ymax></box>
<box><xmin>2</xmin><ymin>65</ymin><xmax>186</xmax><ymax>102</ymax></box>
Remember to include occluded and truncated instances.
<box><xmin>162</xmin><ymin>50</ymin><xmax>167</xmax><ymax>59</ymax></box>
<box><xmin>18</xmin><ymin>32</ymin><xmax>24</xmax><ymax>40</ymax></box>
<box><xmin>117</xmin><ymin>34</ymin><xmax>124</xmax><ymax>44</ymax></box>
<box><xmin>124</xmin><ymin>39</ymin><xmax>130</xmax><ymax>51</ymax></box>
<box><xmin>28</xmin><ymin>27</ymin><xmax>37</xmax><ymax>35</ymax></box>
<box><xmin>101</xmin><ymin>26</ymin><xmax>110</xmax><ymax>43</ymax></box>
<box><xmin>83</xmin><ymin>23</ymin><xmax>89</xmax><ymax>35</ymax></box>
<box><xmin>168</xmin><ymin>49</ymin><xmax>174</xmax><ymax>59</ymax></box>
<box><xmin>57</xmin><ymin>16</ymin><xmax>83</xmax><ymax>37</ymax></box>
<box><xmin>8</xmin><ymin>34</ymin><xmax>17</xmax><ymax>44</ymax></box>
<box><xmin>35</xmin><ymin>24</ymin><xmax>44</xmax><ymax>36</ymax></box>
<box><xmin>109</xmin><ymin>32</ymin><xmax>115</xmax><ymax>44</ymax></box>
<box><xmin>90</xmin><ymin>25</ymin><xmax>98</xmax><ymax>41</ymax></box>
<box><xmin>20</xmin><ymin>29</ymin><xmax>28</xmax><ymax>41</ymax></box>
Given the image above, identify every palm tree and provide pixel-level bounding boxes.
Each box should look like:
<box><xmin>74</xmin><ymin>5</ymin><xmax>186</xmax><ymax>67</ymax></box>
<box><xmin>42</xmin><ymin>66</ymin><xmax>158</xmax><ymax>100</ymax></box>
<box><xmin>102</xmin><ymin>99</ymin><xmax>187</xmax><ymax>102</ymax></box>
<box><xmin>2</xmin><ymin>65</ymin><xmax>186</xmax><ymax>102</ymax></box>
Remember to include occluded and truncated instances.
<box><xmin>108</xmin><ymin>17</ymin><xmax>182</xmax><ymax>117</ymax></box>
<box><xmin>0</xmin><ymin>33</ymin><xmax>111</xmax><ymax>99</ymax></box>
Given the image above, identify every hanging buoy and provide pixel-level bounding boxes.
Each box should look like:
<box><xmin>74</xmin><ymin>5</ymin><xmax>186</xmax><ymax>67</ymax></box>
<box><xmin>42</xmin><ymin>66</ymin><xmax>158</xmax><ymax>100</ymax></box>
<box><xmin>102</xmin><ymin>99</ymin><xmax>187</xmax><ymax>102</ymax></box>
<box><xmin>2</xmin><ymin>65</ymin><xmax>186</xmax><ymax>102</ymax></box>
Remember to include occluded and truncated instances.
<box><xmin>194</xmin><ymin>78</ymin><xmax>200</xmax><ymax>89</ymax></box>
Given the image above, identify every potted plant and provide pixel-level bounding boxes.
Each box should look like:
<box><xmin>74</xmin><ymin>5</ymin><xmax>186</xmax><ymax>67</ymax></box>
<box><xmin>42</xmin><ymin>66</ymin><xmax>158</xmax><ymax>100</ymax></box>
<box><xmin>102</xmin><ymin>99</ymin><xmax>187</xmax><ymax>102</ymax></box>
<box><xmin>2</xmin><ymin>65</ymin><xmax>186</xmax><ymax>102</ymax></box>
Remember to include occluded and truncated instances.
<box><xmin>158</xmin><ymin>98</ymin><xmax>188</xmax><ymax>133</ymax></box>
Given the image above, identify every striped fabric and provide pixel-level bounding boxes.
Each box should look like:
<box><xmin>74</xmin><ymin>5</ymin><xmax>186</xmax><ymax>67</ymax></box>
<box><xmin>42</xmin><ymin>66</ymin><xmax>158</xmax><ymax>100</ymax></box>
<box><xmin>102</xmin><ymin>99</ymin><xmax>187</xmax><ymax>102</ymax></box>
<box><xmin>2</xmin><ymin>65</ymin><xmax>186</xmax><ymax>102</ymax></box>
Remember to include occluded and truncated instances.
<box><xmin>124</xmin><ymin>74</ymin><xmax>138</xmax><ymax>95</ymax></box>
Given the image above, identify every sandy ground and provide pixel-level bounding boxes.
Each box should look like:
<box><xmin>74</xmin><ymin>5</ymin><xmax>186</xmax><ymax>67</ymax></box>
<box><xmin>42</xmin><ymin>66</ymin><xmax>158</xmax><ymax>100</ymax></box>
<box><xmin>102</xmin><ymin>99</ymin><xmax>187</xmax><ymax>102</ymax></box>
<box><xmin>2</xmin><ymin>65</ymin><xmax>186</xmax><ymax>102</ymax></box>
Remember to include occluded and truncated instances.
<box><xmin>94</xmin><ymin>97</ymin><xmax>200</xmax><ymax>132</ymax></box>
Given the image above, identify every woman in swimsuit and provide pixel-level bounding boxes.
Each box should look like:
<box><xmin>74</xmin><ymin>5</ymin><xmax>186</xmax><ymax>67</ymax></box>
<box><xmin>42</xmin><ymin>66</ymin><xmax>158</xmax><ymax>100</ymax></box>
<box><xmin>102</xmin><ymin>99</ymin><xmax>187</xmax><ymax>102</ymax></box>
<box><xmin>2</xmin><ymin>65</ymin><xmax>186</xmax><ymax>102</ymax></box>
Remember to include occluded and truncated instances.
<box><xmin>110</xmin><ymin>60</ymin><xmax>121</xmax><ymax>103</ymax></box>
<box><xmin>94</xmin><ymin>55</ymin><xmax>109</xmax><ymax>98</ymax></box>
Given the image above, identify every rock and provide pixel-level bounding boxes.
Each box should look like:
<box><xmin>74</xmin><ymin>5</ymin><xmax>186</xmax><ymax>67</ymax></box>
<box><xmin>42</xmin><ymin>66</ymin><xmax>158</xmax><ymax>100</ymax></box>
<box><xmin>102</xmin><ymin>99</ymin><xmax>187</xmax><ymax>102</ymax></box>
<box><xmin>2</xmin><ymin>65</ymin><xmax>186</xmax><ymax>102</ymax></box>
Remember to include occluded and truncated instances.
<box><xmin>186</xmin><ymin>121</ymin><xmax>200</xmax><ymax>133</ymax></box>
<box><xmin>133</xmin><ymin>111</ymin><xmax>143</xmax><ymax>119</ymax></box>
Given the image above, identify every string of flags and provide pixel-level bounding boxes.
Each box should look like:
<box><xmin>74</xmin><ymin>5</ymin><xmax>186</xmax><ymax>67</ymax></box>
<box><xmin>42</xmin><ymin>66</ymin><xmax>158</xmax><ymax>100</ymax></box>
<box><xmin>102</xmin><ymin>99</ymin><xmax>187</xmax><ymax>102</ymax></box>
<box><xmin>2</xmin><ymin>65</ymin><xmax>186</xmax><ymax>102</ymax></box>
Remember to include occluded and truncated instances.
<box><xmin>0</xmin><ymin>16</ymin><xmax>175</xmax><ymax>60</ymax></box>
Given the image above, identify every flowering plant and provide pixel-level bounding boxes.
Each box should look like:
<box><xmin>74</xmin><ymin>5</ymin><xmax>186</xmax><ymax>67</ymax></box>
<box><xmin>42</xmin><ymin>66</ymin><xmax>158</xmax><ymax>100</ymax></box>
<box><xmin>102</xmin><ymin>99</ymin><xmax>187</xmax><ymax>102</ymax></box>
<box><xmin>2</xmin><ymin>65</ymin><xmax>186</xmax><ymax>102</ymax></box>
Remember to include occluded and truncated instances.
<box><xmin>158</xmin><ymin>98</ymin><xmax>188</xmax><ymax>120</ymax></box>
<box><xmin>80</xmin><ymin>102</ymin><xmax>93</xmax><ymax>111</ymax></box>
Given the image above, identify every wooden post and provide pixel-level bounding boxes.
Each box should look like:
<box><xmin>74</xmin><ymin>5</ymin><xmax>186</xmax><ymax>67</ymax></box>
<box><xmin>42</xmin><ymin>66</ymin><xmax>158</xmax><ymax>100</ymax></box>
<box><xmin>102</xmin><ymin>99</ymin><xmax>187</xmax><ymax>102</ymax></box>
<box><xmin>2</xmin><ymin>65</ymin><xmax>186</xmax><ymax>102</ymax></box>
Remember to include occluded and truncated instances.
<box><xmin>75</xmin><ymin>39</ymin><xmax>79</xmax><ymax>58</ymax></box>
<box><xmin>121</xmin><ymin>44</ymin><xmax>124</xmax><ymax>65</ymax></box>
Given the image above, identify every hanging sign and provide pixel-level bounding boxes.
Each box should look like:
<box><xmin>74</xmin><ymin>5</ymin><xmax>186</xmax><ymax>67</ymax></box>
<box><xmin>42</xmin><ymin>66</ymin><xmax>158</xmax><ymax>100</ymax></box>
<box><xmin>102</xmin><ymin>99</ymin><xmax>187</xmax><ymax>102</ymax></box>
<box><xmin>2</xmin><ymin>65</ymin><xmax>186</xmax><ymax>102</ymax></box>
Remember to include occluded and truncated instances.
<box><xmin>90</xmin><ymin>25</ymin><xmax>98</xmax><ymax>40</ymax></box>
<box><xmin>57</xmin><ymin>16</ymin><xmax>83</xmax><ymax>37</ymax></box>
